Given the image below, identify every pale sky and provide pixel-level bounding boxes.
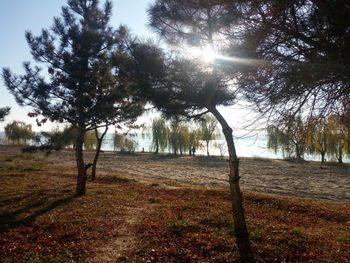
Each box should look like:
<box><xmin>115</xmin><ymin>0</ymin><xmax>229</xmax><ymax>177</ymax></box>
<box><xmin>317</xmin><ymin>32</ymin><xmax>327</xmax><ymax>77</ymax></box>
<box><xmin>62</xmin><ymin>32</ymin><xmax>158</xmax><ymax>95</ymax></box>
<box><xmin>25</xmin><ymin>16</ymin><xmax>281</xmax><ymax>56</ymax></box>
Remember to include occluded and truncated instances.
<box><xmin>0</xmin><ymin>0</ymin><xmax>259</xmax><ymax>134</ymax></box>
<box><xmin>0</xmin><ymin>0</ymin><xmax>157</xmax><ymax>131</ymax></box>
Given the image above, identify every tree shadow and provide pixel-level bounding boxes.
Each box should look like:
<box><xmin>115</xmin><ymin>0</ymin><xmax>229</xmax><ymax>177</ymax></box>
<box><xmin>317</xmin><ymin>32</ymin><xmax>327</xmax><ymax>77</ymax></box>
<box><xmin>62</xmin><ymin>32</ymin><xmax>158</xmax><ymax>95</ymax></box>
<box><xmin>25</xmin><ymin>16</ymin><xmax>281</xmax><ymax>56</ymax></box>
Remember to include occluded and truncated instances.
<box><xmin>0</xmin><ymin>193</ymin><xmax>76</xmax><ymax>233</ymax></box>
<box><xmin>95</xmin><ymin>175</ymin><xmax>137</xmax><ymax>184</ymax></box>
<box><xmin>194</xmin><ymin>155</ymin><xmax>227</xmax><ymax>167</ymax></box>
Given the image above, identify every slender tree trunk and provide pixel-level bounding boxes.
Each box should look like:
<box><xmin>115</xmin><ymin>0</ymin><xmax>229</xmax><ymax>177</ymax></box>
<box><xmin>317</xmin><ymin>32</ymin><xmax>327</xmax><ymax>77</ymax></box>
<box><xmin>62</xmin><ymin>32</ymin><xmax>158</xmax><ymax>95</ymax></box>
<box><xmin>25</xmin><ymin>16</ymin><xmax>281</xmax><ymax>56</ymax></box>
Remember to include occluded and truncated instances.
<box><xmin>206</xmin><ymin>140</ymin><xmax>210</xmax><ymax>156</ymax></box>
<box><xmin>189</xmin><ymin>146</ymin><xmax>192</xmax><ymax>156</ymax></box>
<box><xmin>338</xmin><ymin>146</ymin><xmax>343</xmax><ymax>164</ymax></box>
<box><xmin>91</xmin><ymin>126</ymin><xmax>108</xmax><ymax>181</ymax></box>
<box><xmin>155</xmin><ymin>141</ymin><xmax>159</xmax><ymax>154</ymax></box>
<box><xmin>210</xmin><ymin>107</ymin><xmax>255</xmax><ymax>263</ymax></box>
<box><xmin>321</xmin><ymin>151</ymin><xmax>326</xmax><ymax>163</ymax></box>
<box><xmin>295</xmin><ymin>144</ymin><xmax>301</xmax><ymax>160</ymax></box>
<box><xmin>76</xmin><ymin>127</ymin><xmax>87</xmax><ymax>196</ymax></box>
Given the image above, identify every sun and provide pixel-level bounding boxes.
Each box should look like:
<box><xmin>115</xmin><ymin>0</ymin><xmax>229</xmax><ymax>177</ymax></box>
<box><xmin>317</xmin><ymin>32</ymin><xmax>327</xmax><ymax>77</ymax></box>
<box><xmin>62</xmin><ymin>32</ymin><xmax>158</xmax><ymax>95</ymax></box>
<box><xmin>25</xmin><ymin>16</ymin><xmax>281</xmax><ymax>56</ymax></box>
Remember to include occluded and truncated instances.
<box><xmin>202</xmin><ymin>45</ymin><xmax>216</xmax><ymax>63</ymax></box>
<box><xmin>186</xmin><ymin>45</ymin><xmax>217</xmax><ymax>63</ymax></box>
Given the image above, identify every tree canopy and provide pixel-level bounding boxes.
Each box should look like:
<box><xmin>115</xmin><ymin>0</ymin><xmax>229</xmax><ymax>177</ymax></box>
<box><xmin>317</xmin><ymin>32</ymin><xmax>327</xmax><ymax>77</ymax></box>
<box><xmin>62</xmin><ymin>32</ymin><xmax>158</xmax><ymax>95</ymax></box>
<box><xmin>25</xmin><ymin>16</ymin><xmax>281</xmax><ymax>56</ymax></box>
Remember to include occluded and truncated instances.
<box><xmin>232</xmin><ymin>0</ymin><xmax>350</xmax><ymax>119</ymax></box>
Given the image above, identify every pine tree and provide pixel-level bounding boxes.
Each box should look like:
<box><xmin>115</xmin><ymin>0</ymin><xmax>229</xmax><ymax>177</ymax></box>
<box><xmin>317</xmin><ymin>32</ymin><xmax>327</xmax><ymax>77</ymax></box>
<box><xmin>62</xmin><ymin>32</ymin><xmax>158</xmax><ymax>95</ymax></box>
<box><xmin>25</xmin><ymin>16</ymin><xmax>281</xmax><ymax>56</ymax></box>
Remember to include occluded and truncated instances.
<box><xmin>145</xmin><ymin>1</ymin><xmax>255</xmax><ymax>261</ymax></box>
<box><xmin>233</xmin><ymin>0</ymin><xmax>350</xmax><ymax>120</ymax></box>
<box><xmin>0</xmin><ymin>107</ymin><xmax>10</xmax><ymax>122</ymax></box>
<box><xmin>2</xmin><ymin>0</ymin><xmax>143</xmax><ymax>195</ymax></box>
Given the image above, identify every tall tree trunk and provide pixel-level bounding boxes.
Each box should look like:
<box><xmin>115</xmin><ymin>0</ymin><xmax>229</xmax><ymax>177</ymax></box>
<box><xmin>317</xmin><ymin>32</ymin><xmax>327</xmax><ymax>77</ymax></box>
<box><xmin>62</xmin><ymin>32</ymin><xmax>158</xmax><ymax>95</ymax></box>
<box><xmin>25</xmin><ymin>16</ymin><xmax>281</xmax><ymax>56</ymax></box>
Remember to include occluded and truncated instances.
<box><xmin>295</xmin><ymin>144</ymin><xmax>301</xmax><ymax>160</ymax></box>
<box><xmin>155</xmin><ymin>141</ymin><xmax>159</xmax><ymax>154</ymax></box>
<box><xmin>210</xmin><ymin>107</ymin><xmax>255</xmax><ymax>263</ymax></box>
<box><xmin>91</xmin><ymin>126</ymin><xmax>108</xmax><ymax>181</ymax></box>
<box><xmin>321</xmin><ymin>151</ymin><xmax>326</xmax><ymax>163</ymax></box>
<box><xmin>338</xmin><ymin>146</ymin><xmax>343</xmax><ymax>164</ymax></box>
<box><xmin>76</xmin><ymin>127</ymin><xmax>86</xmax><ymax>196</ymax></box>
<box><xmin>206</xmin><ymin>140</ymin><xmax>210</xmax><ymax>156</ymax></box>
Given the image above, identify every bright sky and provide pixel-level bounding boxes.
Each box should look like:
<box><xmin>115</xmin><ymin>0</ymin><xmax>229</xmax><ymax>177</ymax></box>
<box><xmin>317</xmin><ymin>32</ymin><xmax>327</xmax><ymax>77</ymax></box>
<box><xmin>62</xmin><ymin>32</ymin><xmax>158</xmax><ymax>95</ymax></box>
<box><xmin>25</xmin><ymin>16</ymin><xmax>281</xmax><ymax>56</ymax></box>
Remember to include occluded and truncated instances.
<box><xmin>0</xmin><ymin>0</ymin><xmax>259</xmax><ymax>134</ymax></box>
<box><xmin>0</xmin><ymin>0</ymin><xmax>156</xmax><ymax>131</ymax></box>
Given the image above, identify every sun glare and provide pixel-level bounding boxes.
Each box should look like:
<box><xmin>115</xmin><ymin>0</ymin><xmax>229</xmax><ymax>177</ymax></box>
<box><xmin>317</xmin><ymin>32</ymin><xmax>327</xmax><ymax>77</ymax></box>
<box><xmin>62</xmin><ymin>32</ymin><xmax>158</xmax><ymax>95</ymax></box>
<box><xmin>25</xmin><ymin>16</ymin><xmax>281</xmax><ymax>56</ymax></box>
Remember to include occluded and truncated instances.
<box><xmin>184</xmin><ymin>44</ymin><xmax>264</xmax><ymax>66</ymax></box>
<box><xmin>186</xmin><ymin>45</ymin><xmax>217</xmax><ymax>63</ymax></box>
<box><xmin>202</xmin><ymin>45</ymin><xmax>216</xmax><ymax>63</ymax></box>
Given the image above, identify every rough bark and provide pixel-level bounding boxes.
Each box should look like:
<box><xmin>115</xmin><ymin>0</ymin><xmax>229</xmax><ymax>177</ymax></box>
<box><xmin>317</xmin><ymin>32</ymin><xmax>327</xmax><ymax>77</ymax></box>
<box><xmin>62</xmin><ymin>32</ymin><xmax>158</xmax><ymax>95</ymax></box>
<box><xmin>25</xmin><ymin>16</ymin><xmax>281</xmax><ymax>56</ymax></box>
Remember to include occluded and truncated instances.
<box><xmin>321</xmin><ymin>151</ymin><xmax>326</xmax><ymax>163</ymax></box>
<box><xmin>338</xmin><ymin>147</ymin><xmax>343</xmax><ymax>164</ymax></box>
<box><xmin>155</xmin><ymin>141</ymin><xmax>159</xmax><ymax>154</ymax></box>
<box><xmin>75</xmin><ymin>127</ymin><xmax>87</xmax><ymax>196</ymax></box>
<box><xmin>206</xmin><ymin>140</ymin><xmax>210</xmax><ymax>156</ymax></box>
<box><xmin>91</xmin><ymin>126</ymin><xmax>108</xmax><ymax>181</ymax></box>
<box><xmin>210</xmin><ymin>106</ymin><xmax>255</xmax><ymax>263</ymax></box>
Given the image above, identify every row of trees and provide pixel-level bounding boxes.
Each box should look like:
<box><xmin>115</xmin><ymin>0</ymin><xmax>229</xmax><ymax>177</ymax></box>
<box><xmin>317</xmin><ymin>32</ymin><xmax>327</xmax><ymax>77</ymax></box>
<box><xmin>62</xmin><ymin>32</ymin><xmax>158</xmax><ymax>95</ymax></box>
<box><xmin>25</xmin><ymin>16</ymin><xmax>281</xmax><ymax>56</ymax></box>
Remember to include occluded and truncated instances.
<box><xmin>268</xmin><ymin>115</ymin><xmax>350</xmax><ymax>163</ymax></box>
<box><xmin>3</xmin><ymin>121</ymin><xmax>97</xmax><ymax>149</ymax></box>
<box><xmin>2</xmin><ymin>117</ymin><xmax>221</xmax><ymax>157</ymax></box>
<box><xmin>149</xmin><ymin>114</ymin><xmax>219</xmax><ymax>156</ymax></box>
<box><xmin>2</xmin><ymin>0</ymin><xmax>349</xmax><ymax>261</ymax></box>
<box><xmin>3</xmin><ymin>121</ymin><xmax>33</xmax><ymax>145</ymax></box>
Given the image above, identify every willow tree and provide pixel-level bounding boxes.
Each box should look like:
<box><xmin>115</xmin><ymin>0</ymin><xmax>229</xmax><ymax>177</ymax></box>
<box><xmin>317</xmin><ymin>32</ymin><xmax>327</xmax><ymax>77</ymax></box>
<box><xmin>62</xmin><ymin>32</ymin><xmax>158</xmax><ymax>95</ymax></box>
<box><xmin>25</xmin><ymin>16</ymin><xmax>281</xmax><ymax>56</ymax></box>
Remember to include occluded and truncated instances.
<box><xmin>4</xmin><ymin>121</ymin><xmax>34</xmax><ymax>145</ymax></box>
<box><xmin>200</xmin><ymin>114</ymin><xmax>218</xmax><ymax>156</ymax></box>
<box><xmin>84</xmin><ymin>130</ymin><xmax>98</xmax><ymax>150</ymax></box>
<box><xmin>145</xmin><ymin>1</ymin><xmax>255</xmax><ymax>261</ymax></box>
<box><xmin>189</xmin><ymin>125</ymin><xmax>201</xmax><ymax>156</ymax></box>
<box><xmin>267</xmin><ymin>115</ymin><xmax>308</xmax><ymax>160</ymax></box>
<box><xmin>305</xmin><ymin>117</ymin><xmax>331</xmax><ymax>163</ymax></box>
<box><xmin>2</xmin><ymin>0</ymin><xmax>143</xmax><ymax>196</ymax></box>
<box><xmin>151</xmin><ymin>118</ymin><xmax>168</xmax><ymax>153</ymax></box>
<box><xmin>324</xmin><ymin>115</ymin><xmax>350</xmax><ymax>164</ymax></box>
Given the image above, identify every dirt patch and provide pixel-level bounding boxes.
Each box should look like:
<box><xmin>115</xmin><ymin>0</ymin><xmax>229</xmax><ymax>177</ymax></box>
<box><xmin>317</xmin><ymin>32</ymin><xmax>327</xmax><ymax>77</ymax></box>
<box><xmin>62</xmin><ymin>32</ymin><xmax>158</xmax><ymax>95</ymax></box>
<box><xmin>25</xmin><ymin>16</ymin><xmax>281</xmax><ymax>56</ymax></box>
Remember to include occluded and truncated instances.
<box><xmin>87</xmin><ymin>203</ymin><xmax>151</xmax><ymax>263</ymax></box>
<box><xmin>82</xmin><ymin>152</ymin><xmax>350</xmax><ymax>202</ymax></box>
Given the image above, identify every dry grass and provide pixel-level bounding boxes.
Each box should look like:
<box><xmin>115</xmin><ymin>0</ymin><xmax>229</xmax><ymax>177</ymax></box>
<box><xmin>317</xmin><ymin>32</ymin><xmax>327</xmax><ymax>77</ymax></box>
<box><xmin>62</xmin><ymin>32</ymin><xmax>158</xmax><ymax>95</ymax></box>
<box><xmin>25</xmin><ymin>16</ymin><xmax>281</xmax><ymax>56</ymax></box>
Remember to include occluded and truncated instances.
<box><xmin>0</xmin><ymin>146</ymin><xmax>349</xmax><ymax>262</ymax></box>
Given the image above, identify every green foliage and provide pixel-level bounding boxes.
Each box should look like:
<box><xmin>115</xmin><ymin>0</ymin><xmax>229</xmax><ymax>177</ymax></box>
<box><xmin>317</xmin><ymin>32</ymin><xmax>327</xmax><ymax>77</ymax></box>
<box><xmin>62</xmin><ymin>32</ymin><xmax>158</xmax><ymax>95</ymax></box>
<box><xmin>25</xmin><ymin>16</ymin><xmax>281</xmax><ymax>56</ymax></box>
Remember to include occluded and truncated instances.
<box><xmin>167</xmin><ymin>120</ymin><xmax>180</xmax><ymax>155</ymax></box>
<box><xmin>309</xmin><ymin>115</ymin><xmax>350</xmax><ymax>163</ymax></box>
<box><xmin>84</xmin><ymin>130</ymin><xmax>98</xmax><ymax>150</ymax></box>
<box><xmin>113</xmin><ymin>132</ymin><xmax>137</xmax><ymax>153</ymax></box>
<box><xmin>151</xmin><ymin>118</ymin><xmax>168</xmax><ymax>153</ymax></box>
<box><xmin>267</xmin><ymin>115</ymin><xmax>307</xmax><ymax>160</ymax></box>
<box><xmin>306</xmin><ymin>117</ymin><xmax>332</xmax><ymax>163</ymax></box>
<box><xmin>235</xmin><ymin>1</ymin><xmax>350</xmax><ymax>120</ymax></box>
<box><xmin>188</xmin><ymin>127</ymin><xmax>201</xmax><ymax>155</ymax></box>
<box><xmin>4</xmin><ymin>121</ymin><xmax>34</xmax><ymax>145</ymax></box>
<box><xmin>269</xmin><ymin>114</ymin><xmax>350</xmax><ymax>163</ymax></box>
<box><xmin>60</xmin><ymin>126</ymin><xmax>78</xmax><ymax>148</ymax></box>
<box><xmin>147</xmin><ymin>118</ymin><xmax>202</xmax><ymax>156</ymax></box>
<box><xmin>167</xmin><ymin>120</ymin><xmax>192</xmax><ymax>155</ymax></box>
<box><xmin>200</xmin><ymin>114</ymin><xmax>218</xmax><ymax>156</ymax></box>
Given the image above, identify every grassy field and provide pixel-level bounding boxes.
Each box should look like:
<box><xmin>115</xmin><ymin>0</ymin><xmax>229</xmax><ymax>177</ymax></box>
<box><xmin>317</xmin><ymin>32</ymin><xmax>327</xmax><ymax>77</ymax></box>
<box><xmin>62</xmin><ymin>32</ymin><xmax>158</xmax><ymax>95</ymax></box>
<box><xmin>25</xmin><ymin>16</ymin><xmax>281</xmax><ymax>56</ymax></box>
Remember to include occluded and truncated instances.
<box><xmin>0</xmin><ymin>146</ymin><xmax>349</xmax><ymax>262</ymax></box>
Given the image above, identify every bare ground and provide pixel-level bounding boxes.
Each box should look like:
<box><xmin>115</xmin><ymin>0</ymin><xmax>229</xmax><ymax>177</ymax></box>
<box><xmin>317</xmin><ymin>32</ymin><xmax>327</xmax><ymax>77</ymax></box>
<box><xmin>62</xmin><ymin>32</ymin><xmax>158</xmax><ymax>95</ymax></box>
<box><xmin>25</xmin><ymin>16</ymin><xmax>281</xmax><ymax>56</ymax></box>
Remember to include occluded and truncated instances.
<box><xmin>15</xmin><ymin>145</ymin><xmax>346</xmax><ymax>202</ymax></box>
<box><xmin>1</xmin><ymin>145</ymin><xmax>349</xmax><ymax>262</ymax></box>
